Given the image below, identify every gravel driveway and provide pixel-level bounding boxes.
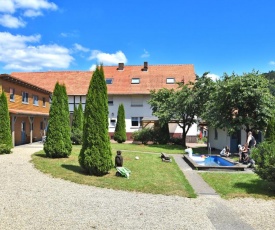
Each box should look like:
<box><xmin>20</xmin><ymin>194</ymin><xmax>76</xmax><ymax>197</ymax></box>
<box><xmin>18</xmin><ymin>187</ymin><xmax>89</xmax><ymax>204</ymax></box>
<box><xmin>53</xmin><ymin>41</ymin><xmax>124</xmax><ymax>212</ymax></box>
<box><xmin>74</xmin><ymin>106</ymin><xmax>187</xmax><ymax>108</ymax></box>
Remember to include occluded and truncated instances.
<box><xmin>0</xmin><ymin>143</ymin><xmax>274</xmax><ymax>230</ymax></box>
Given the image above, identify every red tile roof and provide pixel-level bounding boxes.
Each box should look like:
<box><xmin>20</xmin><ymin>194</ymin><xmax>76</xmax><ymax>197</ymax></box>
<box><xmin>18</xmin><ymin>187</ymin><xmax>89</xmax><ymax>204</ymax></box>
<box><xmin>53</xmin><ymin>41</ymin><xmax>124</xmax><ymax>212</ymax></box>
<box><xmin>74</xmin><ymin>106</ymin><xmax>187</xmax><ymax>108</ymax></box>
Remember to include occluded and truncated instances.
<box><xmin>11</xmin><ymin>64</ymin><xmax>196</xmax><ymax>95</ymax></box>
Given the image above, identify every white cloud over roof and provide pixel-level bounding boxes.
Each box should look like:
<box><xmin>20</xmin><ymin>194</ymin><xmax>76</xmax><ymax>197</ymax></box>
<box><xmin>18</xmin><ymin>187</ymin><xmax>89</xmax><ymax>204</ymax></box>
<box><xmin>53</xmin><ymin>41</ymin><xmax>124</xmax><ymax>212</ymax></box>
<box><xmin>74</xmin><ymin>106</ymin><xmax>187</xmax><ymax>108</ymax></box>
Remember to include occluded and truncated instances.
<box><xmin>0</xmin><ymin>32</ymin><xmax>73</xmax><ymax>71</ymax></box>
<box><xmin>206</xmin><ymin>73</ymin><xmax>220</xmax><ymax>81</ymax></box>
<box><xmin>89</xmin><ymin>50</ymin><xmax>127</xmax><ymax>66</ymax></box>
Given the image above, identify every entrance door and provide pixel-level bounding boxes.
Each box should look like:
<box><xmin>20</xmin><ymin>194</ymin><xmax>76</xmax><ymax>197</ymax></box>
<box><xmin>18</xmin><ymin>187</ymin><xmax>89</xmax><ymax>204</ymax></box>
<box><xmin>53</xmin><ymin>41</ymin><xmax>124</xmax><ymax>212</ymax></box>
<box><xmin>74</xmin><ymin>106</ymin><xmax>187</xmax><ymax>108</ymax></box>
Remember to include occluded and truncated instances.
<box><xmin>21</xmin><ymin>121</ymin><xmax>26</xmax><ymax>144</ymax></box>
<box><xmin>230</xmin><ymin>130</ymin><xmax>241</xmax><ymax>153</ymax></box>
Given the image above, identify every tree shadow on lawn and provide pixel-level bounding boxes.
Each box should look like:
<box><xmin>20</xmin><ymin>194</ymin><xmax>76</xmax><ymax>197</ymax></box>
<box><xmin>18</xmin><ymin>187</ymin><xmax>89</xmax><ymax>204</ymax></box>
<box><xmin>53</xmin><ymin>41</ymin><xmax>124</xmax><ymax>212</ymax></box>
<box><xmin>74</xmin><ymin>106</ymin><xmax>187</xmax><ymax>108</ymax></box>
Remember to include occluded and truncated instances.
<box><xmin>61</xmin><ymin>164</ymin><xmax>87</xmax><ymax>175</ymax></box>
<box><xmin>233</xmin><ymin>179</ymin><xmax>275</xmax><ymax>197</ymax></box>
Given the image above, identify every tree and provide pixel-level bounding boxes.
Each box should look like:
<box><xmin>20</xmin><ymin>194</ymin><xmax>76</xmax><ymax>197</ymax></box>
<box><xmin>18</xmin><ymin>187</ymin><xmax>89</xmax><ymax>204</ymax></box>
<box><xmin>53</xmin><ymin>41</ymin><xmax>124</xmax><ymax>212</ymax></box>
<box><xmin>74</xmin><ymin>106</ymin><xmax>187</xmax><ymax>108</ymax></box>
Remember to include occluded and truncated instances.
<box><xmin>79</xmin><ymin>65</ymin><xmax>113</xmax><ymax>175</ymax></box>
<box><xmin>0</xmin><ymin>92</ymin><xmax>12</xmax><ymax>154</ymax></box>
<box><xmin>148</xmin><ymin>74</ymin><xmax>212</xmax><ymax>148</ymax></box>
<box><xmin>71</xmin><ymin>103</ymin><xmax>84</xmax><ymax>145</ymax></box>
<box><xmin>114</xmin><ymin>103</ymin><xmax>126</xmax><ymax>143</ymax></box>
<box><xmin>44</xmin><ymin>82</ymin><xmax>72</xmax><ymax>158</ymax></box>
<box><xmin>265</xmin><ymin>113</ymin><xmax>275</xmax><ymax>142</ymax></box>
<box><xmin>203</xmin><ymin>71</ymin><xmax>275</xmax><ymax>135</ymax></box>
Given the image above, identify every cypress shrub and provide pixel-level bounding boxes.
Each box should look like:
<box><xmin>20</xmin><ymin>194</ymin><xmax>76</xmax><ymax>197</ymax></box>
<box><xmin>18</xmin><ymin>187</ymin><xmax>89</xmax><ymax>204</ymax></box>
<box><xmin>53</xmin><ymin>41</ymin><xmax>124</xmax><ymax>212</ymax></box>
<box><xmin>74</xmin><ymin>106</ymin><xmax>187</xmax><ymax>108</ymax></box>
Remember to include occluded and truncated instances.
<box><xmin>44</xmin><ymin>82</ymin><xmax>72</xmax><ymax>158</ymax></box>
<box><xmin>0</xmin><ymin>92</ymin><xmax>12</xmax><ymax>154</ymax></box>
<box><xmin>79</xmin><ymin>65</ymin><xmax>113</xmax><ymax>175</ymax></box>
<box><xmin>153</xmin><ymin>122</ymin><xmax>170</xmax><ymax>144</ymax></box>
<box><xmin>114</xmin><ymin>103</ymin><xmax>126</xmax><ymax>143</ymax></box>
<box><xmin>71</xmin><ymin>104</ymin><xmax>83</xmax><ymax>145</ymax></box>
<box><xmin>265</xmin><ymin>114</ymin><xmax>275</xmax><ymax>142</ymax></box>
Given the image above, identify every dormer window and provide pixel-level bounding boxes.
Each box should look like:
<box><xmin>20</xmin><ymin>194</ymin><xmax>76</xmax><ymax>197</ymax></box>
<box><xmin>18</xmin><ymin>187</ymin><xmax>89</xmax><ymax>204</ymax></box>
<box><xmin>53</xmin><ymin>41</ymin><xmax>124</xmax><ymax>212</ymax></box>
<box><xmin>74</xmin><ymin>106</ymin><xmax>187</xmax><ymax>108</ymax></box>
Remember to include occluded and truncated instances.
<box><xmin>106</xmin><ymin>78</ymin><xmax>113</xmax><ymax>84</ymax></box>
<box><xmin>166</xmin><ymin>78</ymin><xmax>175</xmax><ymax>84</ymax></box>
<box><xmin>131</xmin><ymin>78</ymin><xmax>140</xmax><ymax>84</ymax></box>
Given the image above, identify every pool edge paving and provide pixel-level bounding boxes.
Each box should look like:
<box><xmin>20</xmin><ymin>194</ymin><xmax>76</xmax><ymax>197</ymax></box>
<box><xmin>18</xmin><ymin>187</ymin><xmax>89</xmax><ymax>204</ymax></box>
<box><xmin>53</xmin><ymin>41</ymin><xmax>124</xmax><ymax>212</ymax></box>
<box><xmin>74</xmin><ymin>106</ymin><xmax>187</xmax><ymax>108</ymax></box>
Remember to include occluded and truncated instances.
<box><xmin>173</xmin><ymin>154</ymin><xmax>220</xmax><ymax>197</ymax></box>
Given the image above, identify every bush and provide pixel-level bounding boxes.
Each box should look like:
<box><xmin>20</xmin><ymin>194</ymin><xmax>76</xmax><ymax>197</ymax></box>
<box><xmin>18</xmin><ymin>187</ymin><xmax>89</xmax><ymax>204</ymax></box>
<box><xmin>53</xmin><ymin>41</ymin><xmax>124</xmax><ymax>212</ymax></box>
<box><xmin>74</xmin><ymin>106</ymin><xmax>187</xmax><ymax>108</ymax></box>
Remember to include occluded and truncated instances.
<box><xmin>252</xmin><ymin>141</ymin><xmax>275</xmax><ymax>182</ymax></box>
<box><xmin>152</xmin><ymin>123</ymin><xmax>170</xmax><ymax>144</ymax></box>
<box><xmin>132</xmin><ymin>128</ymin><xmax>154</xmax><ymax>144</ymax></box>
<box><xmin>114</xmin><ymin>104</ymin><xmax>126</xmax><ymax>143</ymax></box>
<box><xmin>169</xmin><ymin>137</ymin><xmax>184</xmax><ymax>145</ymax></box>
<box><xmin>71</xmin><ymin>129</ymin><xmax>83</xmax><ymax>145</ymax></box>
<box><xmin>0</xmin><ymin>144</ymin><xmax>12</xmax><ymax>154</ymax></box>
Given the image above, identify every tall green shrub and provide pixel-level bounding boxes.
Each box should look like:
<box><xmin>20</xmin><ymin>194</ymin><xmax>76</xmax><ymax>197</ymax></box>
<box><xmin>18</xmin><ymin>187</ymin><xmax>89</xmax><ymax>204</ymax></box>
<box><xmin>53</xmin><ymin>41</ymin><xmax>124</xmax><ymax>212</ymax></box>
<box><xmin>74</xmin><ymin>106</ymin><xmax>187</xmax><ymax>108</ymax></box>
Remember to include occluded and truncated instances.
<box><xmin>44</xmin><ymin>82</ymin><xmax>72</xmax><ymax>158</ymax></box>
<box><xmin>153</xmin><ymin>122</ymin><xmax>170</xmax><ymax>144</ymax></box>
<box><xmin>0</xmin><ymin>92</ymin><xmax>12</xmax><ymax>154</ymax></box>
<box><xmin>252</xmin><ymin>142</ymin><xmax>275</xmax><ymax>182</ymax></box>
<box><xmin>114</xmin><ymin>104</ymin><xmax>126</xmax><ymax>143</ymax></box>
<box><xmin>71</xmin><ymin>103</ymin><xmax>83</xmax><ymax>145</ymax></box>
<box><xmin>265</xmin><ymin>114</ymin><xmax>275</xmax><ymax>142</ymax></box>
<box><xmin>79</xmin><ymin>65</ymin><xmax>113</xmax><ymax>175</ymax></box>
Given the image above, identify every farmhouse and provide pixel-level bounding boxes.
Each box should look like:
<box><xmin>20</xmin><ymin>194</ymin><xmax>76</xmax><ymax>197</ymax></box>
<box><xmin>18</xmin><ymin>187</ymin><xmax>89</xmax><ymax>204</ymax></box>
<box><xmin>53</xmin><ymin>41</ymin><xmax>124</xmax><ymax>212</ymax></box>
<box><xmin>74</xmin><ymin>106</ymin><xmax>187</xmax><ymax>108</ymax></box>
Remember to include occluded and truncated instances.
<box><xmin>9</xmin><ymin>62</ymin><xmax>197</xmax><ymax>143</ymax></box>
<box><xmin>0</xmin><ymin>74</ymin><xmax>51</xmax><ymax>146</ymax></box>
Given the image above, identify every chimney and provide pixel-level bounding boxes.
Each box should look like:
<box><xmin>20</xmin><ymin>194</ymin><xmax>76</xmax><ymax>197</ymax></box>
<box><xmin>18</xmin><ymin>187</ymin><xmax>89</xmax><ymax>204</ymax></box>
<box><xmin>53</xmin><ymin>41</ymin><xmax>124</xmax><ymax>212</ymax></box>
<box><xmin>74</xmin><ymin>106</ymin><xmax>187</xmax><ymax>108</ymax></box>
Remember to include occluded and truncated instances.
<box><xmin>117</xmin><ymin>63</ymin><xmax>124</xmax><ymax>71</ymax></box>
<box><xmin>142</xmin><ymin>61</ymin><xmax>148</xmax><ymax>71</ymax></box>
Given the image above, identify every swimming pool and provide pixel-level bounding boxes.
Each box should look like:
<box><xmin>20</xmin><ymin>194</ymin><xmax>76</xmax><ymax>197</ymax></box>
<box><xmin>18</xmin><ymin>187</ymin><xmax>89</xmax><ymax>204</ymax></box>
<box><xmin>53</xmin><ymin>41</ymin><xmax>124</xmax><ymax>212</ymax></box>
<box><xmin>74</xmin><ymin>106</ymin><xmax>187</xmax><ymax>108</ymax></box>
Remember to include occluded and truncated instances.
<box><xmin>184</xmin><ymin>154</ymin><xmax>246</xmax><ymax>171</ymax></box>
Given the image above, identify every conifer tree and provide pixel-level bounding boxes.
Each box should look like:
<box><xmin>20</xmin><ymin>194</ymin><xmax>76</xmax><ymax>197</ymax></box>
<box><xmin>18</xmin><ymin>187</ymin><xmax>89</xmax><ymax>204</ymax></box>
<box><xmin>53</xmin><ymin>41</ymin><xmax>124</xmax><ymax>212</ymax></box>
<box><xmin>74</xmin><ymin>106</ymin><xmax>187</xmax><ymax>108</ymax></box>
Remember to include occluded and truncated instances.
<box><xmin>71</xmin><ymin>103</ymin><xmax>83</xmax><ymax>144</ymax></box>
<box><xmin>79</xmin><ymin>65</ymin><xmax>113</xmax><ymax>175</ymax></box>
<box><xmin>114</xmin><ymin>103</ymin><xmax>126</xmax><ymax>143</ymax></box>
<box><xmin>265</xmin><ymin>114</ymin><xmax>275</xmax><ymax>142</ymax></box>
<box><xmin>44</xmin><ymin>82</ymin><xmax>72</xmax><ymax>157</ymax></box>
<box><xmin>0</xmin><ymin>92</ymin><xmax>12</xmax><ymax>154</ymax></box>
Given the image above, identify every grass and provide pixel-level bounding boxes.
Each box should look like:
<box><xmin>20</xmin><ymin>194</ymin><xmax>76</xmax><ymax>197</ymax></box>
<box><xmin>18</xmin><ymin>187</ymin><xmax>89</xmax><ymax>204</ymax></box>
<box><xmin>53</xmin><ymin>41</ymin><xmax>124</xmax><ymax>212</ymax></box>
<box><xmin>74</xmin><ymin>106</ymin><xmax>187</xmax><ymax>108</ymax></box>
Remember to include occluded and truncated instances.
<box><xmin>200</xmin><ymin>172</ymin><xmax>275</xmax><ymax>199</ymax></box>
<box><xmin>31</xmin><ymin>144</ymin><xmax>196</xmax><ymax>198</ymax></box>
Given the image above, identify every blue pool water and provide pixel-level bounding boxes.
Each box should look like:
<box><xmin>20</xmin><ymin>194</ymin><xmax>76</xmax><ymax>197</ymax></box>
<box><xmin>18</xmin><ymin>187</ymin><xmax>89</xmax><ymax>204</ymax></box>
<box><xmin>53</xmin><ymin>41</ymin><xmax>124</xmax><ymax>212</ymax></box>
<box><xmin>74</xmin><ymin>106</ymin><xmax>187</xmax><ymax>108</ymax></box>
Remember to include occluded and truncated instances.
<box><xmin>195</xmin><ymin>156</ymin><xmax>235</xmax><ymax>166</ymax></box>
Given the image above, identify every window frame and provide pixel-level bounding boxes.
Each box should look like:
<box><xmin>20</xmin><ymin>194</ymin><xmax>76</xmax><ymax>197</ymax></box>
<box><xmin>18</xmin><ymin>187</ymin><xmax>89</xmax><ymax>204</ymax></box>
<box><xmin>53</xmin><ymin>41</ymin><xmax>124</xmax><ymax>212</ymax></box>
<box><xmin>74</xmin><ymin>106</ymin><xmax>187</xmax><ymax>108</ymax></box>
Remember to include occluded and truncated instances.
<box><xmin>10</xmin><ymin>88</ymin><xmax>15</xmax><ymax>101</ymax></box>
<box><xmin>166</xmin><ymin>78</ymin><xmax>175</xmax><ymax>84</ymax></box>
<box><xmin>33</xmin><ymin>95</ymin><xmax>39</xmax><ymax>106</ymax></box>
<box><xmin>108</xmin><ymin>96</ymin><xmax>114</xmax><ymax>106</ymax></box>
<box><xmin>106</xmin><ymin>78</ymin><xmax>113</xmax><ymax>84</ymax></box>
<box><xmin>131</xmin><ymin>78</ymin><xmax>140</xmax><ymax>84</ymax></box>
<box><xmin>42</xmin><ymin>97</ymin><xmax>46</xmax><ymax>107</ymax></box>
<box><xmin>22</xmin><ymin>92</ymin><xmax>29</xmax><ymax>104</ymax></box>
<box><xmin>131</xmin><ymin>117</ymin><xmax>143</xmax><ymax>127</ymax></box>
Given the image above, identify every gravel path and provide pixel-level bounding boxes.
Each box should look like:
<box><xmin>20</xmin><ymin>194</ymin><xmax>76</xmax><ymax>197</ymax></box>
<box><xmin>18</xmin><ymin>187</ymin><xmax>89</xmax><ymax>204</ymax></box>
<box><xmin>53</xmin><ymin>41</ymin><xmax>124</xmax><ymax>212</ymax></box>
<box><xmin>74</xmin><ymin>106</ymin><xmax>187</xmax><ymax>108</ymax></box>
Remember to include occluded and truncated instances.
<box><xmin>0</xmin><ymin>143</ymin><xmax>274</xmax><ymax>230</ymax></box>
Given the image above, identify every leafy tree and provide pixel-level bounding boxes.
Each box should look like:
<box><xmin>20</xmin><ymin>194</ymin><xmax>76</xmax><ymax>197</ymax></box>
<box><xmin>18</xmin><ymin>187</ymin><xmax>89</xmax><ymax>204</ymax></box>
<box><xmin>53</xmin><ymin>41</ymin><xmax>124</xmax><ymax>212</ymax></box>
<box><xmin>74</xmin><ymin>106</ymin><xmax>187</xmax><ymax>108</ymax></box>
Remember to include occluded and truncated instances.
<box><xmin>204</xmin><ymin>71</ymin><xmax>275</xmax><ymax>135</ymax></box>
<box><xmin>44</xmin><ymin>82</ymin><xmax>72</xmax><ymax>158</ymax></box>
<box><xmin>148</xmin><ymin>74</ymin><xmax>212</xmax><ymax>147</ymax></box>
<box><xmin>0</xmin><ymin>92</ymin><xmax>12</xmax><ymax>154</ymax></box>
<box><xmin>71</xmin><ymin>103</ymin><xmax>84</xmax><ymax>144</ymax></box>
<box><xmin>79</xmin><ymin>65</ymin><xmax>113</xmax><ymax>175</ymax></box>
<box><xmin>114</xmin><ymin>103</ymin><xmax>126</xmax><ymax>143</ymax></box>
<box><xmin>252</xmin><ymin>142</ymin><xmax>275</xmax><ymax>182</ymax></box>
<box><xmin>263</xmin><ymin>70</ymin><xmax>275</xmax><ymax>96</ymax></box>
<box><xmin>152</xmin><ymin>122</ymin><xmax>170</xmax><ymax>144</ymax></box>
<box><xmin>265</xmin><ymin>113</ymin><xmax>275</xmax><ymax>142</ymax></box>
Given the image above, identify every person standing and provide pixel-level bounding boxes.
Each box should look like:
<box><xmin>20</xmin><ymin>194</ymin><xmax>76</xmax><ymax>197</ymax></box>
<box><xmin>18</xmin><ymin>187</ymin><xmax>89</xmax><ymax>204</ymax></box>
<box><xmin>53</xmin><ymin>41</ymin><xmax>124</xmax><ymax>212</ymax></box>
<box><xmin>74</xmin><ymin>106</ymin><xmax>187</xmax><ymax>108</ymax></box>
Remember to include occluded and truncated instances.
<box><xmin>247</xmin><ymin>131</ymin><xmax>256</xmax><ymax>149</ymax></box>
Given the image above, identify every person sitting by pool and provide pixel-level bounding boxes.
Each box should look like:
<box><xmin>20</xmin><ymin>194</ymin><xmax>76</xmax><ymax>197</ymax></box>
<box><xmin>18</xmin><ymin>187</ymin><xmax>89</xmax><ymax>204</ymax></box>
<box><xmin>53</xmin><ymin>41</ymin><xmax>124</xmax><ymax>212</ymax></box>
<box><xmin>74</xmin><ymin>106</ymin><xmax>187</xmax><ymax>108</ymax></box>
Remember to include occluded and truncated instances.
<box><xmin>242</xmin><ymin>151</ymin><xmax>255</xmax><ymax>168</ymax></box>
<box><xmin>239</xmin><ymin>143</ymin><xmax>250</xmax><ymax>163</ymax></box>
<box><xmin>220</xmin><ymin>146</ymin><xmax>231</xmax><ymax>157</ymax></box>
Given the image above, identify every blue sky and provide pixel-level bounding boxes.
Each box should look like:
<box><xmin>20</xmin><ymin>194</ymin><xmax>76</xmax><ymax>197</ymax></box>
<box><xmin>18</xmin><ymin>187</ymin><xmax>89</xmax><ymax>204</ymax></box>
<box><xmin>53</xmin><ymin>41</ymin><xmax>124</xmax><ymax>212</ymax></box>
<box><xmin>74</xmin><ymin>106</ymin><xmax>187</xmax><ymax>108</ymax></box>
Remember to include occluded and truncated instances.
<box><xmin>0</xmin><ymin>0</ymin><xmax>275</xmax><ymax>79</ymax></box>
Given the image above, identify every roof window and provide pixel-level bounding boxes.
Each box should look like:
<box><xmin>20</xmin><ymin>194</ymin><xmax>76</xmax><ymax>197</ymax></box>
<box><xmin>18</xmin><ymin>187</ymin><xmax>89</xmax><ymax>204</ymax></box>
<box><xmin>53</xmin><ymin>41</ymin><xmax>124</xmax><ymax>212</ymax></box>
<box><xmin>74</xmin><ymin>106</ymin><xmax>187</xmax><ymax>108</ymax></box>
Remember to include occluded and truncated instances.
<box><xmin>106</xmin><ymin>78</ymin><xmax>113</xmax><ymax>84</ymax></box>
<box><xmin>166</xmin><ymin>78</ymin><xmax>175</xmax><ymax>84</ymax></box>
<box><xmin>131</xmin><ymin>78</ymin><xmax>140</xmax><ymax>84</ymax></box>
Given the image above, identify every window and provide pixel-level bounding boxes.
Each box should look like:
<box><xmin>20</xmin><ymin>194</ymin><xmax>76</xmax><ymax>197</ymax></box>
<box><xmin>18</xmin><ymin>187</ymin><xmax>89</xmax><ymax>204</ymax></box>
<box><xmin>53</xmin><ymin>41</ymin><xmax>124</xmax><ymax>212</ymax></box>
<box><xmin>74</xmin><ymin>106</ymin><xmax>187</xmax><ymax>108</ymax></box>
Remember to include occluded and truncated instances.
<box><xmin>106</xmin><ymin>78</ymin><xmax>113</xmax><ymax>84</ymax></box>
<box><xmin>166</xmin><ymin>78</ymin><xmax>175</xmax><ymax>84</ymax></box>
<box><xmin>33</xmin><ymin>95</ymin><xmax>38</xmax><ymax>105</ymax></box>
<box><xmin>131</xmin><ymin>117</ymin><xmax>143</xmax><ymax>127</ymax></box>
<box><xmin>10</xmin><ymin>88</ymin><xmax>15</xmax><ymax>101</ymax></box>
<box><xmin>214</xmin><ymin>128</ymin><xmax>218</xmax><ymax>140</ymax></box>
<box><xmin>22</xmin><ymin>92</ymin><xmax>29</xmax><ymax>103</ymax></box>
<box><xmin>131</xmin><ymin>78</ymin><xmax>140</xmax><ymax>84</ymax></box>
<box><xmin>42</xmin><ymin>97</ymin><xmax>46</xmax><ymax>107</ymax></box>
<box><xmin>131</xmin><ymin>96</ymin><xmax>143</xmax><ymax>107</ymax></box>
<box><xmin>110</xmin><ymin>118</ymin><xmax>116</xmax><ymax>127</ymax></box>
<box><xmin>108</xmin><ymin>96</ymin><xmax>114</xmax><ymax>106</ymax></box>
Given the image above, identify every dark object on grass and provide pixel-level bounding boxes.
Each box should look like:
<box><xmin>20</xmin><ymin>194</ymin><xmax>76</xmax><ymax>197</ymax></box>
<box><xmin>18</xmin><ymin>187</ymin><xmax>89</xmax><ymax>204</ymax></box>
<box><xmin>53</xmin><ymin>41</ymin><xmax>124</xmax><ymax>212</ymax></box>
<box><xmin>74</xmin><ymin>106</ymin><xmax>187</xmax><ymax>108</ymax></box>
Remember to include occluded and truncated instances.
<box><xmin>160</xmin><ymin>153</ymin><xmax>172</xmax><ymax>162</ymax></box>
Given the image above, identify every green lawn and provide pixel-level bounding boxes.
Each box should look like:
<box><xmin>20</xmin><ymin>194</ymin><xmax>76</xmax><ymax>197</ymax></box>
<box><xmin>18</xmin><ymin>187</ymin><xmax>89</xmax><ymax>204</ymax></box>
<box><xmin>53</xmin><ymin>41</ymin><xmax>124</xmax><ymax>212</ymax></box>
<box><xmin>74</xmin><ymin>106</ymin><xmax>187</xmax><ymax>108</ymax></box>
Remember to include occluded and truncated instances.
<box><xmin>31</xmin><ymin>144</ymin><xmax>196</xmax><ymax>198</ymax></box>
<box><xmin>200</xmin><ymin>172</ymin><xmax>275</xmax><ymax>199</ymax></box>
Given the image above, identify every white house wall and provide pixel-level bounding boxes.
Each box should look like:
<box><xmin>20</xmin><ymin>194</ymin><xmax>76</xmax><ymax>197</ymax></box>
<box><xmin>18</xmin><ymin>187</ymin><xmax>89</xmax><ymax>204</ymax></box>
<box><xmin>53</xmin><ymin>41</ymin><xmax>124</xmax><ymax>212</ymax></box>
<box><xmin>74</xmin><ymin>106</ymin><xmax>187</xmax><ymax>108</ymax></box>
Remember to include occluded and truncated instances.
<box><xmin>68</xmin><ymin>94</ymin><xmax>197</xmax><ymax>141</ymax></box>
<box><xmin>208</xmin><ymin>127</ymin><xmax>231</xmax><ymax>150</ymax></box>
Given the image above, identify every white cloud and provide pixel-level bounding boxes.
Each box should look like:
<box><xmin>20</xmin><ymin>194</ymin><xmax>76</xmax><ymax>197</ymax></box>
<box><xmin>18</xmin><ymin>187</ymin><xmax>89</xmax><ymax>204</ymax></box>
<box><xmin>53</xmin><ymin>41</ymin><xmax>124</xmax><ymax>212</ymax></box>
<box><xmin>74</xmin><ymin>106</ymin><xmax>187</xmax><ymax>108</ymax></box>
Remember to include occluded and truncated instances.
<box><xmin>0</xmin><ymin>0</ymin><xmax>57</xmax><ymax>28</ymax></box>
<box><xmin>269</xmin><ymin>61</ymin><xmax>275</xmax><ymax>65</ymax></box>
<box><xmin>73</xmin><ymin>43</ymin><xmax>90</xmax><ymax>52</ymax></box>
<box><xmin>89</xmin><ymin>64</ymin><xmax>96</xmax><ymax>71</ymax></box>
<box><xmin>89</xmin><ymin>50</ymin><xmax>127</xmax><ymax>65</ymax></box>
<box><xmin>0</xmin><ymin>14</ymin><xmax>26</xmax><ymax>28</ymax></box>
<box><xmin>23</xmin><ymin>9</ymin><xmax>43</xmax><ymax>17</ymax></box>
<box><xmin>0</xmin><ymin>0</ymin><xmax>15</xmax><ymax>13</ymax></box>
<box><xmin>206</xmin><ymin>73</ymin><xmax>220</xmax><ymax>81</ymax></box>
<box><xmin>0</xmin><ymin>32</ymin><xmax>73</xmax><ymax>71</ymax></box>
<box><xmin>141</xmin><ymin>49</ymin><xmax>150</xmax><ymax>58</ymax></box>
